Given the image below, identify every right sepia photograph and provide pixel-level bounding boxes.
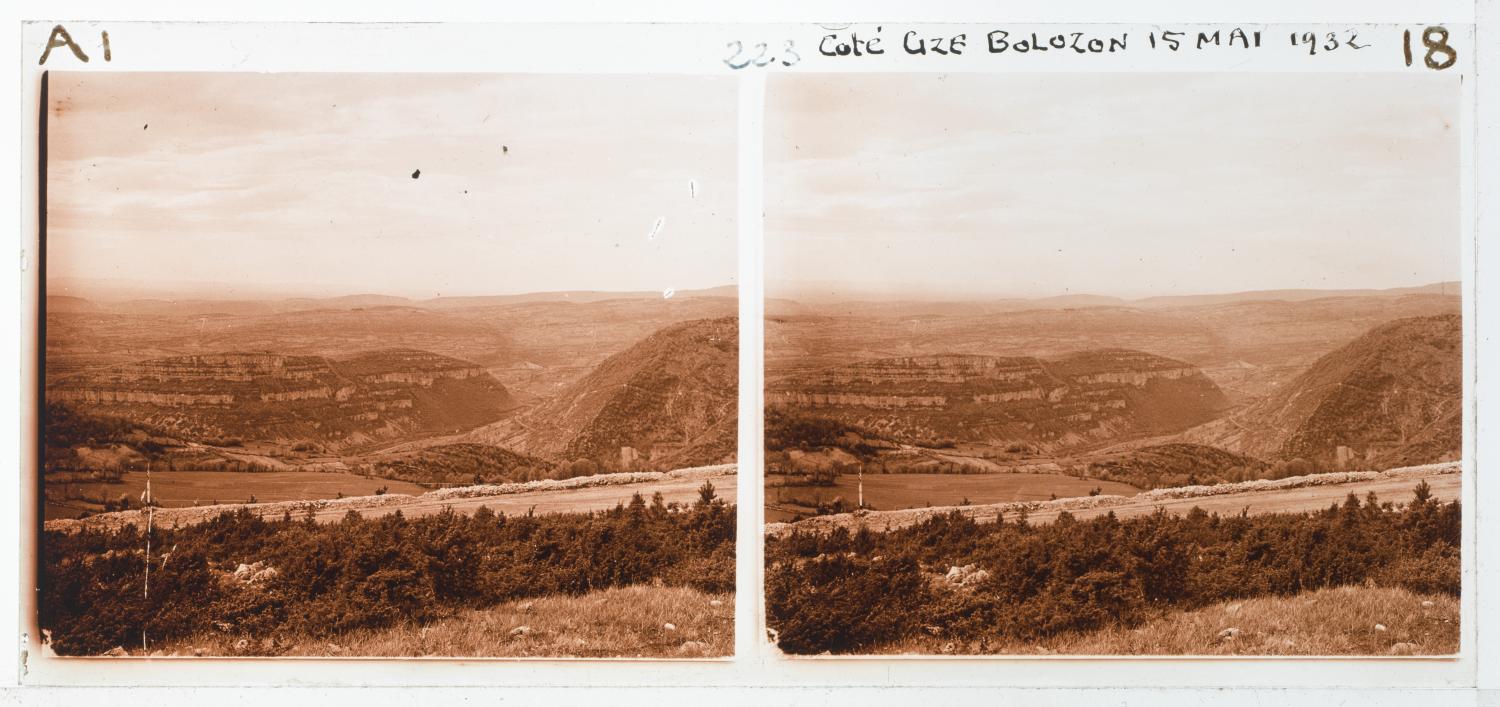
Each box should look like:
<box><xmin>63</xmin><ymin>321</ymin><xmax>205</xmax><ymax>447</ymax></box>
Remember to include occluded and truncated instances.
<box><xmin>763</xmin><ymin>72</ymin><xmax>1462</xmax><ymax>657</ymax></box>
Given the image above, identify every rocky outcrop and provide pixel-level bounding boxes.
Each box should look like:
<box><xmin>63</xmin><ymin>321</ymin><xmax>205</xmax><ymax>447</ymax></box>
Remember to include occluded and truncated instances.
<box><xmin>768</xmin><ymin>349</ymin><xmax>1229</xmax><ymax>452</ymax></box>
<box><xmin>803</xmin><ymin>355</ymin><xmax>1047</xmax><ymax>386</ymax></box>
<box><xmin>258</xmin><ymin>387</ymin><xmax>338</xmax><ymax>403</ymax></box>
<box><xmin>1068</xmin><ymin>367</ymin><xmax>1196</xmax><ymax>386</ymax></box>
<box><xmin>354</xmin><ymin>368</ymin><xmax>484</xmax><ymax>386</ymax></box>
<box><xmin>768</xmin><ymin>391</ymin><xmax>947</xmax><ymax>408</ymax></box>
<box><xmin>45</xmin><ymin>348</ymin><xmax>518</xmax><ymax>452</ymax></box>
<box><xmin>49</xmin><ymin>353</ymin><xmax>345</xmax><ymax>406</ymax></box>
<box><xmin>48</xmin><ymin>390</ymin><xmax>235</xmax><ymax>406</ymax></box>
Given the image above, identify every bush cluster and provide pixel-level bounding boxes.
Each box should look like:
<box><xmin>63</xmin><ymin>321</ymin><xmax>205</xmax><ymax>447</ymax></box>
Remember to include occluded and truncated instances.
<box><xmin>766</xmin><ymin>484</ymin><xmax>1459</xmax><ymax>654</ymax></box>
<box><xmin>41</xmin><ymin>490</ymin><xmax>734</xmax><ymax>655</ymax></box>
<box><xmin>362</xmin><ymin>443</ymin><xmax>560</xmax><ymax>487</ymax></box>
<box><xmin>764</xmin><ymin>410</ymin><xmax>881</xmax><ymax>457</ymax></box>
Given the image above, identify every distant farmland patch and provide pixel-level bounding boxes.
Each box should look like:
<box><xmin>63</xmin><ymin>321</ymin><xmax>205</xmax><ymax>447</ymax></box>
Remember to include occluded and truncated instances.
<box><xmin>766</xmin><ymin>472</ymin><xmax>1139</xmax><ymax>522</ymax></box>
<box><xmin>43</xmin><ymin>471</ymin><xmax>429</xmax><ymax>521</ymax></box>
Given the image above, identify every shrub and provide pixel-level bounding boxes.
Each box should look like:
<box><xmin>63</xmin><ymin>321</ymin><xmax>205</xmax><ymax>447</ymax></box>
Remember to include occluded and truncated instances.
<box><xmin>766</xmin><ymin>486</ymin><xmax>1460</xmax><ymax>654</ymax></box>
<box><xmin>40</xmin><ymin>499</ymin><xmax>736</xmax><ymax>655</ymax></box>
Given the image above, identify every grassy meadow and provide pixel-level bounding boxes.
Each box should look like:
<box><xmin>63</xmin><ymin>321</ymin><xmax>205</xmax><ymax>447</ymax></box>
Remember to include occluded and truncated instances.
<box><xmin>873</xmin><ymin>585</ymin><xmax>1459</xmax><ymax>656</ymax></box>
<box><xmin>139</xmin><ymin>585</ymin><xmax>733</xmax><ymax>658</ymax></box>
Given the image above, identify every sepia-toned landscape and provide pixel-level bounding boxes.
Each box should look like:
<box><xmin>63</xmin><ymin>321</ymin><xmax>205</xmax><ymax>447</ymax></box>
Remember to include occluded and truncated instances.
<box><xmin>762</xmin><ymin>73</ymin><xmax>1462</xmax><ymax>656</ymax></box>
<box><xmin>38</xmin><ymin>73</ymin><xmax>737</xmax><ymax>658</ymax></box>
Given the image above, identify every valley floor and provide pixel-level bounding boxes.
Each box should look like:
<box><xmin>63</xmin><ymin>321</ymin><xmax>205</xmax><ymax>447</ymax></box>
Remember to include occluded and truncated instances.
<box><xmin>43</xmin><ymin>470</ymin><xmax>431</xmax><ymax>521</ymax></box>
<box><xmin>866</xmin><ymin>585</ymin><xmax>1459</xmax><ymax>656</ymax></box>
<box><xmin>765</xmin><ymin>472</ymin><xmax>1140</xmax><ymax>523</ymax></box>
<box><xmin>44</xmin><ymin>465</ymin><xmax>737</xmax><ymax>533</ymax></box>
<box><xmin>768</xmin><ymin>463</ymin><xmax>1459</xmax><ymax>536</ymax></box>
<box><xmin>351</xmin><ymin>472</ymin><xmax>738</xmax><ymax>524</ymax></box>
<box><xmin>106</xmin><ymin>585</ymin><xmax>734</xmax><ymax>659</ymax></box>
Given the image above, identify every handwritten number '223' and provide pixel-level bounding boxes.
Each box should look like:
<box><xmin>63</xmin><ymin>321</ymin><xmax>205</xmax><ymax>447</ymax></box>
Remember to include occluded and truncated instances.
<box><xmin>724</xmin><ymin>40</ymin><xmax>801</xmax><ymax>69</ymax></box>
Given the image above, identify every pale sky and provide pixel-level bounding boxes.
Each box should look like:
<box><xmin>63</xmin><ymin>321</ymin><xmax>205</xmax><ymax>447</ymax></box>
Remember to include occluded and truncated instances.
<box><xmin>767</xmin><ymin>73</ymin><xmax>1461</xmax><ymax>300</ymax></box>
<box><xmin>46</xmin><ymin>73</ymin><xmax>737</xmax><ymax>299</ymax></box>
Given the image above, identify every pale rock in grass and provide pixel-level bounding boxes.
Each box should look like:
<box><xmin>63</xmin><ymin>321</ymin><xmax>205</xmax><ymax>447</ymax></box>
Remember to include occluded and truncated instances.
<box><xmin>709</xmin><ymin>600</ymin><xmax>723</xmax><ymax>607</ymax></box>
<box><xmin>1375</xmin><ymin>624</ymin><xmax>1388</xmax><ymax>632</ymax></box>
<box><xmin>510</xmin><ymin>626</ymin><xmax>532</xmax><ymax>637</ymax></box>
<box><xmin>663</xmin><ymin>623</ymin><xmax>677</xmax><ymax>632</ymax></box>
<box><xmin>1388</xmin><ymin>642</ymin><xmax>1419</xmax><ymax>656</ymax></box>
<box><xmin>677</xmin><ymin>641</ymin><xmax>710</xmax><ymax>656</ymax></box>
<box><xmin>1218</xmin><ymin>627</ymin><xmax>1241</xmax><ymax>641</ymax></box>
<box><xmin>945</xmin><ymin>564</ymin><xmax>990</xmax><ymax>587</ymax></box>
<box><xmin>1421</xmin><ymin>600</ymin><xmax>1435</xmax><ymax>608</ymax></box>
<box><xmin>103</xmin><ymin>646</ymin><xmax>128</xmax><ymax>657</ymax></box>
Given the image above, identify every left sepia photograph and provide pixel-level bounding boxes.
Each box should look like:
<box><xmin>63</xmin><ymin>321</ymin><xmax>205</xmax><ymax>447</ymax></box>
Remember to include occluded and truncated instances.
<box><xmin>35</xmin><ymin>72</ymin><xmax>739</xmax><ymax>658</ymax></box>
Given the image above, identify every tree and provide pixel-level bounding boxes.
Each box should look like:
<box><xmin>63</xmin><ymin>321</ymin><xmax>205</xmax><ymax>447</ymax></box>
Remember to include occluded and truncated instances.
<box><xmin>1413</xmin><ymin>479</ymin><xmax>1433</xmax><ymax>503</ymax></box>
<box><xmin>697</xmin><ymin>480</ymin><xmax>718</xmax><ymax>506</ymax></box>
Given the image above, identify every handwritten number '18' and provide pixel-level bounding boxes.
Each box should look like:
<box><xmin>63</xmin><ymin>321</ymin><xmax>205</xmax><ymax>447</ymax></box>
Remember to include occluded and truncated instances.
<box><xmin>724</xmin><ymin>40</ymin><xmax>800</xmax><ymax>69</ymax></box>
<box><xmin>1404</xmin><ymin>27</ymin><xmax>1456</xmax><ymax>70</ymax></box>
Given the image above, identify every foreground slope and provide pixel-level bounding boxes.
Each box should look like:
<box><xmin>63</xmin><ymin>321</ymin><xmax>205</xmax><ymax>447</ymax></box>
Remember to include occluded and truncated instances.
<box><xmin>130</xmin><ymin>586</ymin><xmax>733</xmax><ymax>658</ymax></box>
<box><xmin>871</xmin><ymin>586</ymin><xmax>1458</xmax><ymax>656</ymax></box>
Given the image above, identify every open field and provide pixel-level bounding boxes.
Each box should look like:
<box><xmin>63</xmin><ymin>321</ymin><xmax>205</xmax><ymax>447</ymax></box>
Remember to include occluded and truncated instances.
<box><xmin>766</xmin><ymin>473</ymin><xmax>1140</xmax><ymax>523</ymax></box>
<box><xmin>43</xmin><ymin>471</ymin><xmax>430</xmax><ymax>521</ymax></box>
<box><xmin>868</xmin><ymin>585</ymin><xmax>1458</xmax><ymax>656</ymax></box>
<box><xmin>44</xmin><ymin>465</ymin><xmax>737</xmax><ymax>532</ymax></box>
<box><xmin>108</xmin><ymin>585</ymin><xmax>733</xmax><ymax>659</ymax></box>
<box><xmin>767</xmin><ymin>463</ymin><xmax>1459</xmax><ymax>536</ymax></box>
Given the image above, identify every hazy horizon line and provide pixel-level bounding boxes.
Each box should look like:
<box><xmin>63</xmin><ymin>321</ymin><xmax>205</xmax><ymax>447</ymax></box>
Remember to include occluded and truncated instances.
<box><xmin>45</xmin><ymin>277</ymin><xmax>1463</xmax><ymax>307</ymax></box>
<box><xmin>767</xmin><ymin>278</ymin><xmax>1461</xmax><ymax>304</ymax></box>
<box><xmin>45</xmin><ymin>277</ymin><xmax>740</xmax><ymax>304</ymax></box>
